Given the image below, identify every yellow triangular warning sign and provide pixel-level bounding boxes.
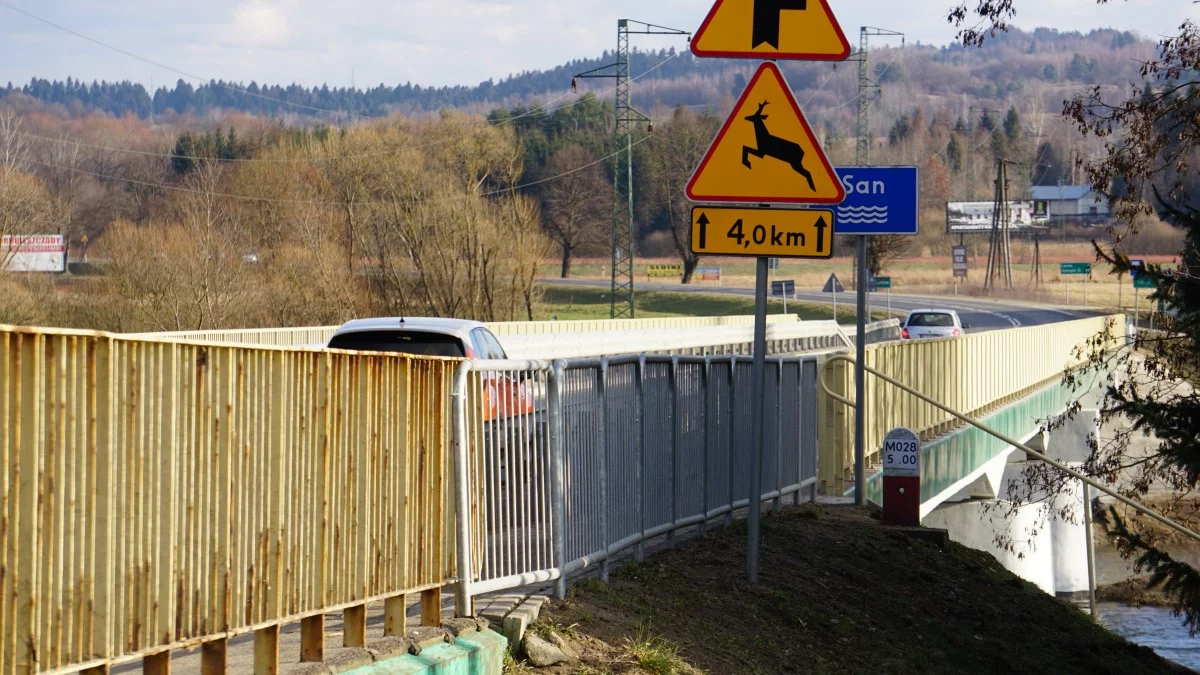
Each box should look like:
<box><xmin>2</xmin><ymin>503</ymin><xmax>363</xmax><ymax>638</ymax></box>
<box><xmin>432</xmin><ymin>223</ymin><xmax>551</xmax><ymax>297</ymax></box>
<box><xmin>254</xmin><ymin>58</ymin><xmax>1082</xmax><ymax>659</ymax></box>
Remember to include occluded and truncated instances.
<box><xmin>690</xmin><ymin>0</ymin><xmax>851</xmax><ymax>61</ymax></box>
<box><xmin>686</xmin><ymin>62</ymin><xmax>845</xmax><ymax>205</ymax></box>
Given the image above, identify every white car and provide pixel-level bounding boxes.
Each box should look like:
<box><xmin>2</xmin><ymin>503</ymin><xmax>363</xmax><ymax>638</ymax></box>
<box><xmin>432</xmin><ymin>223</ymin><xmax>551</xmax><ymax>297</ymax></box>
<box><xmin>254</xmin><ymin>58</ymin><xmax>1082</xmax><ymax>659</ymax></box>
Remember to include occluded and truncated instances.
<box><xmin>900</xmin><ymin>309</ymin><xmax>969</xmax><ymax>340</ymax></box>
<box><xmin>327</xmin><ymin>317</ymin><xmax>509</xmax><ymax>359</ymax></box>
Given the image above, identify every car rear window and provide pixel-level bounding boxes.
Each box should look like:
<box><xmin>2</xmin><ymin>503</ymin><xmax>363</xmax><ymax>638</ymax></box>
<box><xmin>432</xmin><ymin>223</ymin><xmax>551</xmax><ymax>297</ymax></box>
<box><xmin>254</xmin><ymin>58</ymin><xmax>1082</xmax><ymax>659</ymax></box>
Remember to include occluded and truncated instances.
<box><xmin>327</xmin><ymin>331</ymin><xmax>466</xmax><ymax>357</ymax></box>
<box><xmin>907</xmin><ymin>313</ymin><xmax>955</xmax><ymax>328</ymax></box>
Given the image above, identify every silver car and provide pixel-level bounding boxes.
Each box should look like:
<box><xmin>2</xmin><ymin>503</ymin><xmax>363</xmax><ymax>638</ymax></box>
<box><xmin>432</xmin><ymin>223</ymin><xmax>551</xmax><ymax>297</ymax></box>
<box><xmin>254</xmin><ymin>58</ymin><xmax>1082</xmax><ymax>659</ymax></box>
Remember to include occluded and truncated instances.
<box><xmin>901</xmin><ymin>309</ymin><xmax>969</xmax><ymax>339</ymax></box>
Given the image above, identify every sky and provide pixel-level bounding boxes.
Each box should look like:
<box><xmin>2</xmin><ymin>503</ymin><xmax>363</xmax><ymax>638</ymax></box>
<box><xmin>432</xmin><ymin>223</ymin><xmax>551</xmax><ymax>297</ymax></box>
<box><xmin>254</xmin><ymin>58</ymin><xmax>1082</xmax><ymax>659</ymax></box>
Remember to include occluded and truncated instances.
<box><xmin>1</xmin><ymin>0</ymin><xmax>1196</xmax><ymax>90</ymax></box>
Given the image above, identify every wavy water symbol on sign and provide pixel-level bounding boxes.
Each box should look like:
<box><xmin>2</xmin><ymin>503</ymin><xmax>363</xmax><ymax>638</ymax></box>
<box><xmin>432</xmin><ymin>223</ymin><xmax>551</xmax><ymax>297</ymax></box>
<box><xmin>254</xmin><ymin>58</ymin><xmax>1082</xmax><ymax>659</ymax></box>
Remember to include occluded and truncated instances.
<box><xmin>837</xmin><ymin>205</ymin><xmax>889</xmax><ymax>224</ymax></box>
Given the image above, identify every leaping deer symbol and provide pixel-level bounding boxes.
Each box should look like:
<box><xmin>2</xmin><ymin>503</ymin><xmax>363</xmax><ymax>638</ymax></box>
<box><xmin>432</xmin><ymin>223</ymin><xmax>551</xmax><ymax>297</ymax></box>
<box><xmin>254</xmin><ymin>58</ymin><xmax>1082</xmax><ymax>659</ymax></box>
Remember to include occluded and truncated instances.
<box><xmin>742</xmin><ymin>100</ymin><xmax>816</xmax><ymax>192</ymax></box>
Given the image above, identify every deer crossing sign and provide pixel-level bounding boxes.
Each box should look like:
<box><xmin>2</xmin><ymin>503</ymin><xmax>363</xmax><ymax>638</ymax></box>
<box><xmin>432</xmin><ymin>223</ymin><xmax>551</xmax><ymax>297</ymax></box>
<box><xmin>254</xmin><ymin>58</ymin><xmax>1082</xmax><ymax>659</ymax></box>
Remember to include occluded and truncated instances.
<box><xmin>686</xmin><ymin>62</ymin><xmax>844</xmax><ymax>205</ymax></box>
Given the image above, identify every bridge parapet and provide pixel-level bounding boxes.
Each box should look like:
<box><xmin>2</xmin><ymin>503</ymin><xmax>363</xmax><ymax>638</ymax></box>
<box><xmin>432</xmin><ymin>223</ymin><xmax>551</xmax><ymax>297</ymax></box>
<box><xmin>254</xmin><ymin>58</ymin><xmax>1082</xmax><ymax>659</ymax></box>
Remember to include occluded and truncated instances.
<box><xmin>818</xmin><ymin>315</ymin><xmax>1127</xmax><ymax>495</ymax></box>
<box><xmin>0</xmin><ymin>325</ymin><xmax>458</xmax><ymax>674</ymax></box>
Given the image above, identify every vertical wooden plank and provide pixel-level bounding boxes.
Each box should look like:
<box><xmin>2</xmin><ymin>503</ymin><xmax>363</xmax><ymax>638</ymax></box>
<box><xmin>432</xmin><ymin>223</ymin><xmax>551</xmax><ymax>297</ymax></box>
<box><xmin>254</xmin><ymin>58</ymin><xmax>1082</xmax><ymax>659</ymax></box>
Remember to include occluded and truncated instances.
<box><xmin>0</xmin><ymin>333</ymin><xmax>11</xmax><ymax>675</ymax></box>
<box><xmin>157</xmin><ymin>344</ymin><xmax>177</xmax><ymax>650</ymax></box>
<box><xmin>267</xmin><ymin>352</ymin><xmax>284</xmax><ymax>625</ymax></box>
<box><xmin>200</xmin><ymin>638</ymin><xmax>226</xmax><ymax>675</ymax></box>
<box><xmin>253</xmin><ymin>625</ymin><xmax>278</xmax><ymax>675</ymax></box>
<box><xmin>44</xmin><ymin>336</ymin><xmax>64</xmax><ymax>670</ymax></box>
<box><xmin>15</xmin><ymin>334</ymin><xmax>43</xmax><ymax>674</ymax></box>
<box><xmin>383</xmin><ymin>595</ymin><xmax>406</xmax><ymax>637</ymax></box>
<box><xmin>420</xmin><ymin>587</ymin><xmax>441</xmax><ymax>627</ymax></box>
<box><xmin>343</xmin><ymin>604</ymin><xmax>366</xmax><ymax>648</ymax></box>
<box><xmin>143</xmin><ymin>650</ymin><xmax>171</xmax><ymax>675</ymax></box>
<box><xmin>91</xmin><ymin>339</ymin><xmax>115</xmax><ymax>665</ymax></box>
<box><xmin>300</xmin><ymin>614</ymin><xmax>324</xmax><ymax>663</ymax></box>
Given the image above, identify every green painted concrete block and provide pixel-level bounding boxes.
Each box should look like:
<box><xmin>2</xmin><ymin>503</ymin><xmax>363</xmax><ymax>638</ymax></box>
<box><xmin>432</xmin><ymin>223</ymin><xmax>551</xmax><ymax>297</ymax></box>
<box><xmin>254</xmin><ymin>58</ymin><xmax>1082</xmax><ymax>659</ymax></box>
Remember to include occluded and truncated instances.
<box><xmin>339</xmin><ymin>629</ymin><xmax>506</xmax><ymax>675</ymax></box>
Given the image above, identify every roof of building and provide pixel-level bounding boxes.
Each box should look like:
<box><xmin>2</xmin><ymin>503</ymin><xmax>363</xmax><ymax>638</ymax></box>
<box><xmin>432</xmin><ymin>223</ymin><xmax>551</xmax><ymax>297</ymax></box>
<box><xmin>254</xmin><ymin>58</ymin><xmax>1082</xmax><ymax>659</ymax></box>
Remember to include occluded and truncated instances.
<box><xmin>1031</xmin><ymin>185</ymin><xmax>1095</xmax><ymax>201</ymax></box>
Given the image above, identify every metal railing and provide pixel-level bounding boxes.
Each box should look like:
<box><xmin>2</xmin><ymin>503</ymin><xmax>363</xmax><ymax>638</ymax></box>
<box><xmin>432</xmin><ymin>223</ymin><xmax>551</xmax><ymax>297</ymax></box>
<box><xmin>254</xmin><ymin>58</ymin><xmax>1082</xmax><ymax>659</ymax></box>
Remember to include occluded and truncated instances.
<box><xmin>0</xmin><ymin>326</ymin><xmax>458</xmax><ymax>674</ymax></box>
<box><xmin>818</xmin><ymin>351</ymin><xmax>1200</xmax><ymax>616</ymax></box>
<box><xmin>818</xmin><ymin>315</ymin><xmax>1125</xmax><ymax>495</ymax></box>
<box><xmin>451</xmin><ymin>354</ymin><xmax>821</xmax><ymax>611</ymax></box>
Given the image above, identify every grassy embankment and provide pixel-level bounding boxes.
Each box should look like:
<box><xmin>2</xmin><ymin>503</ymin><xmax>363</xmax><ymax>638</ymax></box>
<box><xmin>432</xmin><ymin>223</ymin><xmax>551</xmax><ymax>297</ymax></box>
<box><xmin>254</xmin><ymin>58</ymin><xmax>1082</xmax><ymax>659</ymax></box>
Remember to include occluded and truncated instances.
<box><xmin>511</xmin><ymin>506</ymin><xmax>1188</xmax><ymax>675</ymax></box>
<box><xmin>537</xmin><ymin>286</ymin><xmax>892</xmax><ymax>322</ymax></box>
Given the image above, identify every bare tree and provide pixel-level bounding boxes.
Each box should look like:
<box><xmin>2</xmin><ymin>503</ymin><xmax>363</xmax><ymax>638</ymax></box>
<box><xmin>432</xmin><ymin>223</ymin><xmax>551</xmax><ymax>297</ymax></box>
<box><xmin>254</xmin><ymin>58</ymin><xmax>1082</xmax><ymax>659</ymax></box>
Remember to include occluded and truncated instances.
<box><xmin>0</xmin><ymin>110</ymin><xmax>29</xmax><ymax>173</ymax></box>
<box><xmin>641</xmin><ymin>106</ymin><xmax>720</xmax><ymax>283</ymax></box>
<box><xmin>541</xmin><ymin>144</ymin><xmax>609</xmax><ymax>278</ymax></box>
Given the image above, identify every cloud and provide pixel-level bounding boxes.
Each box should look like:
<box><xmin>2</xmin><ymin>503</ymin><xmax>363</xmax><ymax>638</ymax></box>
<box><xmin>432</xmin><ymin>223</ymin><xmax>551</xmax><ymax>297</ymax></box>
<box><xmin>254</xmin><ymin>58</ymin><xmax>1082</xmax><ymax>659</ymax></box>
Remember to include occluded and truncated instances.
<box><xmin>228</xmin><ymin>0</ymin><xmax>294</xmax><ymax>47</ymax></box>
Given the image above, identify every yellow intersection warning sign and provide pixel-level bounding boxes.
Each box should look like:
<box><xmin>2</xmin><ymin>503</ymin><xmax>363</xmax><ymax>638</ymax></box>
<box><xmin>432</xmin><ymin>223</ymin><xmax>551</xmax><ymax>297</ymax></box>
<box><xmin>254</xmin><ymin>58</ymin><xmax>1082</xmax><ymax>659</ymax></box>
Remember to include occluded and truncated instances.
<box><xmin>692</xmin><ymin>206</ymin><xmax>835</xmax><ymax>258</ymax></box>
<box><xmin>690</xmin><ymin>0</ymin><xmax>851</xmax><ymax>61</ymax></box>
<box><xmin>686</xmin><ymin>62</ymin><xmax>845</xmax><ymax>205</ymax></box>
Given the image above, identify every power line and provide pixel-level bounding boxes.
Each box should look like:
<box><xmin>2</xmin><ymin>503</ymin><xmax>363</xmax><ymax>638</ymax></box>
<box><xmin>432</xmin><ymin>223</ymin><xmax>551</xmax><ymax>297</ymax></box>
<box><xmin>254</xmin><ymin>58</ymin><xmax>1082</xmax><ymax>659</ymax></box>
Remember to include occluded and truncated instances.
<box><xmin>26</xmin><ymin>134</ymin><xmax>652</xmax><ymax>207</ymax></box>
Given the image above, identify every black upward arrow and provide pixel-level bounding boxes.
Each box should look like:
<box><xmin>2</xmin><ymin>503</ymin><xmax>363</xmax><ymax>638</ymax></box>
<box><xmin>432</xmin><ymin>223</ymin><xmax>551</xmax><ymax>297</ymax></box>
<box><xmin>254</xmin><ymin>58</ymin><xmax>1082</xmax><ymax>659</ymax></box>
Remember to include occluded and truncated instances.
<box><xmin>753</xmin><ymin>0</ymin><xmax>808</xmax><ymax>50</ymax></box>
<box><xmin>697</xmin><ymin>212</ymin><xmax>710</xmax><ymax>249</ymax></box>
<box><xmin>814</xmin><ymin>215</ymin><xmax>828</xmax><ymax>253</ymax></box>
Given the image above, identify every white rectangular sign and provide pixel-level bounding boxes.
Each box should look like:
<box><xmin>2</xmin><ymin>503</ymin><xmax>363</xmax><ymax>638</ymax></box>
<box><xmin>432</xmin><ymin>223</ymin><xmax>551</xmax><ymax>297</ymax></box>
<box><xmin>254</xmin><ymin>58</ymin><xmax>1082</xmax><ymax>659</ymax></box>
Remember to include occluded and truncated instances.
<box><xmin>2</xmin><ymin>234</ymin><xmax>66</xmax><ymax>273</ymax></box>
<box><xmin>945</xmin><ymin>201</ymin><xmax>1049</xmax><ymax>233</ymax></box>
<box><xmin>882</xmin><ymin>427</ymin><xmax>921</xmax><ymax>477</ymax></box>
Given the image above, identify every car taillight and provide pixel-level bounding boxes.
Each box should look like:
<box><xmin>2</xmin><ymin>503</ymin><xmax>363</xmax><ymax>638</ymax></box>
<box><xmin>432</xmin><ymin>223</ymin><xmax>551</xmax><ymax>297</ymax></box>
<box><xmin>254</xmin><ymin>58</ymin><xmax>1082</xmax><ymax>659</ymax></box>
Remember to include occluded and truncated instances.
<box><xmin>952</xmin><ymin>328</ymin><xmax>961</xmax><ymax>337</ymax></box>
<box><xmin>901</xmin><ymin>328</ymin><xmax>910</xmax><ymax>339</ymax></box>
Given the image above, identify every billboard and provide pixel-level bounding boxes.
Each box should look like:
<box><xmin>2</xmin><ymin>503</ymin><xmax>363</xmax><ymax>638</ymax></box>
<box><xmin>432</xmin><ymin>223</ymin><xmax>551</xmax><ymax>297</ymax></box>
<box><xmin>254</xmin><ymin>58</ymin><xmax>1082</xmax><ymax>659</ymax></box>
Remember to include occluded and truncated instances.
<box><xmin>2</xmin><ymin>234</ymin><xmax>66</xmax><ymax>272</ymax></box>
<box><xmin>945</xmin><ymin>202</ymin><xmax>1050</xmax><ymax>233</ymax></box>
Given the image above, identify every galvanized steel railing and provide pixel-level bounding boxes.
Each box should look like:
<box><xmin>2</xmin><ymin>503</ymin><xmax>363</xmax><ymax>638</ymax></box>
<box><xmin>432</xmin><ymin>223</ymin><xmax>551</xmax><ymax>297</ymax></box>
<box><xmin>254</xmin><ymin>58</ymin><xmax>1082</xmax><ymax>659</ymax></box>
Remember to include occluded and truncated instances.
<box><xmin>818</xmin><ymin>315</ymin><xmax>1127</xmax><ymax>495</ymax></box>
<box><xmin>0</xmin><ymin>326</ymin><xmax>458</xmax><ymax>674</ymax></box>
<box><xmin>451</xmin><ymin>354</ymin><xmax>821</xmax><ymax>611</ymax></box>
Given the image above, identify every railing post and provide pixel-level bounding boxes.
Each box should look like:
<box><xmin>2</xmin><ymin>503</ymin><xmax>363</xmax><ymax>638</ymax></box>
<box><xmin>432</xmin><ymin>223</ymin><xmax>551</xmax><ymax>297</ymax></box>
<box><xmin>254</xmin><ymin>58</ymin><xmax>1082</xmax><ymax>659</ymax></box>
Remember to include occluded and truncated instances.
<box><xmin>201</xmin><ymin>638</ymin><xmax>227</xmax><ymax>674</ymax></box>
<box><xmin>549</xmin><ymin>361</ymin><xmax>569</xmax><ymax>599</ymax></box>
<box><xmin>598</xmin><ymin>359</ymin><xmax>611</xmax><ymax>583</ymax></box>
<box><xmin>726</xmin><ymin>355</ymin><xmax>737</xmax><ymax>527</ymax></box>
<box><xmin>773</xmin><ymin>358</ymin><xmax>783</xmax><ymax>512</ymax></box>
<box><xmin>636</xmin><ymin>355</ymin><xmax>647</xmax><ymax>560</ymax></box>
<box><xmin>451</xmin><ymin>362</ymin><xmax>474</xmax><ymax>618</ymax></box>
<box><xmin>701</xmin><ymin>357</ymin><xmax>711</xmax><ymax>534</ymax></box>
<box><xmin>421</xmin><ymin>588</ymin><xmax>442</xmax><ymax>627</ymax></box>
<box><xmin>669</xmin><ymin>356</ymin><xmax>681</xmax><ymax>543</ymax></box>
<box><xmin>344</xmin><ymin>604</ymin><xmax>366</xmax><ymax>648</ymax></box>
<box><xmin>253</xmin><ymin>625</ymin><xmax>278</xmax><ymax>675</ymax></box>
<box><xmin>144</xmin><ymin>651</ymin><xmax>171</xmax><ymax>675</ymax></box>
<box><xmin>300</xmin><ymin>614</ymin><xmax>325</xmax><ymax>662</ymax></box>
<box><xmin>384</xmin><ymin>595</ymin><xmax>406</xmax><ymax>636</ymax></box>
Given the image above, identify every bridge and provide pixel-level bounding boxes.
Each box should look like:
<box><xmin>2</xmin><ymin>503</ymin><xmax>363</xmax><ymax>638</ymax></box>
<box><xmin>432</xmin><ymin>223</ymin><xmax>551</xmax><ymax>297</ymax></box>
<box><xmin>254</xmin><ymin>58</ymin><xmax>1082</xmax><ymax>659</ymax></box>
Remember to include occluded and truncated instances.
<box><xmin>0</xmin><ymin>310</ymin><xmax>1130</xmax><ymax>674</ymax></box>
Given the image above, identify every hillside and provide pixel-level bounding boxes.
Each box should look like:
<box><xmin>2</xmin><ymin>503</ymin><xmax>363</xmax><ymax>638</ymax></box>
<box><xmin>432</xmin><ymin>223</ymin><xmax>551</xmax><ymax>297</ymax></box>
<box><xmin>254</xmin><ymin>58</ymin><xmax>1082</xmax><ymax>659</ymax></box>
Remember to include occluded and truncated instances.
<box><xmin>0</xmin><ymin>26</ymin><xmax>1155</xmax><ymax>132</ymax></box>
<box><xmin>520</xmin><ymin>505</ymin><xmax>1189</xmax><ymax>674</ymax></box>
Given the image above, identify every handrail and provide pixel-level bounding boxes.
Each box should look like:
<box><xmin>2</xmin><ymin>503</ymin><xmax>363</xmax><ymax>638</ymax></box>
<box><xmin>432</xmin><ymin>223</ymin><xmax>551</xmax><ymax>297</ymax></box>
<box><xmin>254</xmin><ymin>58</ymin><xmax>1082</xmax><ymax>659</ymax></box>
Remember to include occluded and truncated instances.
<box><xmin>818</xmin><ymin>353</ymin><xmax>1200</xmax><ymax>543</ymax></box>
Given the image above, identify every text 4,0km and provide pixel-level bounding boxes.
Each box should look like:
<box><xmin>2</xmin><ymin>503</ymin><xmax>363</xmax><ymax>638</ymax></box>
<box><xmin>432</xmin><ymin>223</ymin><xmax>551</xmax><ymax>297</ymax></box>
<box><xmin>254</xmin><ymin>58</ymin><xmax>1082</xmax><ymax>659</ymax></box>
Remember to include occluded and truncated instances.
<box><xmin>690</xmin><ymin>206</ymin><xmax>836</xmax><ymax>259</ymax></box>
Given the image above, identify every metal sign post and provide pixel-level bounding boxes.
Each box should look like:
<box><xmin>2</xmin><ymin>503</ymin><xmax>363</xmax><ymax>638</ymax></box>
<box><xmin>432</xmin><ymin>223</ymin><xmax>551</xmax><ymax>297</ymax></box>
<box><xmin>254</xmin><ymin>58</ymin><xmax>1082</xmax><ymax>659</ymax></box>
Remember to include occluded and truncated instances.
<box><xmin>854</xmin><ymin>237</ymin><xmax>867</xmax><ymax>505</ymax></box>
<box><xmin>747</xmin><ymin>256</ymin><xmax>769</xmax><ymax>584</ymax></box>
<box><xmin>688</xmin><ymin>0</ymin><xmax>849</xmax><ymax>586</ymax></box>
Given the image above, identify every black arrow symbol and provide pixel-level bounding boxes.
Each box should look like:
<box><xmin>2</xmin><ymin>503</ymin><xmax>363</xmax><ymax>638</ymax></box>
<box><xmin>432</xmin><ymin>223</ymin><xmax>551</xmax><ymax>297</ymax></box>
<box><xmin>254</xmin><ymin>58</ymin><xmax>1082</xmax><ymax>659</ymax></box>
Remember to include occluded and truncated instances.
<box><xmin>814</xmin><ymin>216</ymin><xmax>828</xmax><ymax>253</ymax></box>
<box><xmin>697</xmin><ymin>212</ymin><xmax>709</xmax><ymax>249</ymax></box>
<box><xmin>753</xmin><ymin>0</ymin><xmax>808</xmax><ymax>50</ymax></box>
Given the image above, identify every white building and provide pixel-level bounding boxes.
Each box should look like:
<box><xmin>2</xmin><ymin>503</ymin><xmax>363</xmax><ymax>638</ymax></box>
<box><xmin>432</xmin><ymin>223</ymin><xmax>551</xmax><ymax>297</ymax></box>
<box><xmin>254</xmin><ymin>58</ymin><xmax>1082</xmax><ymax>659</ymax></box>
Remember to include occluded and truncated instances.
<box><xmin>1031</xmin><ymin>185</ymin><xmax>1111</xmax><ymax>218</ymax></box>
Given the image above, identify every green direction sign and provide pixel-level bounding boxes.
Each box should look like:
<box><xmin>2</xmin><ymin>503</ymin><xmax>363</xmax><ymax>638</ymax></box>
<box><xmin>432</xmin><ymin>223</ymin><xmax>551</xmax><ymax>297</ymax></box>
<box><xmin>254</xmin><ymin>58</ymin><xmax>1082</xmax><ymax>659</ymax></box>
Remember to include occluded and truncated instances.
<box><xmin>873</xmin><ymin>276</ymin><xmax>892</xmax><ymax>289</ymax></box>
<box><xmin>1134</xmin><ymin>275</ymin><xmax>1156</xmax><ymax>289</ymax></box>
<box><xmin>1060</xmin><ymin>262</ymin><xmax>1092</xmax><ymax>276</ymax></box>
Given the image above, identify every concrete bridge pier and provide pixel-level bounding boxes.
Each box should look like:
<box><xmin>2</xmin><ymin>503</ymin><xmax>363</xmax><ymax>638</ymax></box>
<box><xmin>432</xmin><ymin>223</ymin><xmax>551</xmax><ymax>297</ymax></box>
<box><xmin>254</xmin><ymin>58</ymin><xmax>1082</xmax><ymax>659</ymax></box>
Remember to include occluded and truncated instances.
<box><xmin>923</xmin><ymin>410</ymin><xmax>1101</xmax><ymax>598</ymax></box>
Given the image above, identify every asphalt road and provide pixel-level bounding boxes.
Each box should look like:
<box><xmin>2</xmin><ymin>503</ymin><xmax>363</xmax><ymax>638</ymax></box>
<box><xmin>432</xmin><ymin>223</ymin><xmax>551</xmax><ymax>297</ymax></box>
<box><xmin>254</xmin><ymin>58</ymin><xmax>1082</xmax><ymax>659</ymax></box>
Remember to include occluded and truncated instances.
<box><xmin>547</xmin><ymin>279</ymin><xmax>1098</xmax><ymax>332</ymax></box>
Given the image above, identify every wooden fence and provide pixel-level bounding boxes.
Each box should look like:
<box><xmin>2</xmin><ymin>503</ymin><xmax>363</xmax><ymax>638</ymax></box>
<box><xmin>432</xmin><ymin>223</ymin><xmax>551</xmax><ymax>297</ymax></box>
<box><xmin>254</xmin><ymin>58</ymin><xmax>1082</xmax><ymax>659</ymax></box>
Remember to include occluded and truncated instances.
<box><xmin>0</xmin><ymin>326</ymin><xmax>458</xmax><ymax>674</ymax></box>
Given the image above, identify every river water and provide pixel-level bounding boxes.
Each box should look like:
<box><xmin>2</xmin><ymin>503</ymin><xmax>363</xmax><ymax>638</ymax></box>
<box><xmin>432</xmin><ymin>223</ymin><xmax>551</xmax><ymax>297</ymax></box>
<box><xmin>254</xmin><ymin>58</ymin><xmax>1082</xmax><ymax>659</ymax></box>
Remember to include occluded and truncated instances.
<box><xmin>1093</xmin><ymin>545</ymin><xmax>1200</xmax><ymax>670</ymax></box>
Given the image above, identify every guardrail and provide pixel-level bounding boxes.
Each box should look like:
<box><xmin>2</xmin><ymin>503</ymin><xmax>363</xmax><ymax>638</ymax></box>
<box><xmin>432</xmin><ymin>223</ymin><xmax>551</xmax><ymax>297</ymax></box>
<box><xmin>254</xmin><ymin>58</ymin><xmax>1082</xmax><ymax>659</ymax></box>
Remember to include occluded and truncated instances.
<box><xmin>451</xmin><ymin>354</ymin><xmax>821</xmax><ymax>610</ymax></box>
<box><xmin>0</xmin><ymin>326</ymin><xmax>458</xmax><ymax>674</ymax></box>
<box><xmin>818</xmin><ymin>315</ymin><xmax>1126</xmax><ymax>495</ymax></box>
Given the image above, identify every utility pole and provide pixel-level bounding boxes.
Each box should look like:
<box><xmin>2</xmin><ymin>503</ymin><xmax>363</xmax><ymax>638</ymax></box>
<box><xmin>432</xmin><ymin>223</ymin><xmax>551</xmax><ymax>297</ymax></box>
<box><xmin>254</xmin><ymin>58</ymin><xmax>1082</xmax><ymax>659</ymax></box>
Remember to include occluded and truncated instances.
<box><xmin>847</xmin><ymin>27</ymin><xmax>902</xmax><ymax>285</ymax></box>
<box><xmin>984</xmin><ymin>158</ymin><xmax>1015</xmax><ymax>292</ymax></box>
<box><xmin>847</xmin><ymin>26</ymin><xmax>901</xmax><ymax>507</ymax></box>
<box><xmin>574</xmin><ymin>20</ymin><xmax>690</xmax><ymax>319</ymax></box>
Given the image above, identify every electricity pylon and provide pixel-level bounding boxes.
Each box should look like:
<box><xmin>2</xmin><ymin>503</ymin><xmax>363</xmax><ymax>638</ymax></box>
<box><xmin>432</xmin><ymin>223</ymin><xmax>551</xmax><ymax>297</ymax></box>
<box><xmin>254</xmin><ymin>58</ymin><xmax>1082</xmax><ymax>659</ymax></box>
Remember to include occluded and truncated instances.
<box><xmin>574</xmin><ymin>20</ymin><xmax>689</xmax><ymax>319</ymax></box>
